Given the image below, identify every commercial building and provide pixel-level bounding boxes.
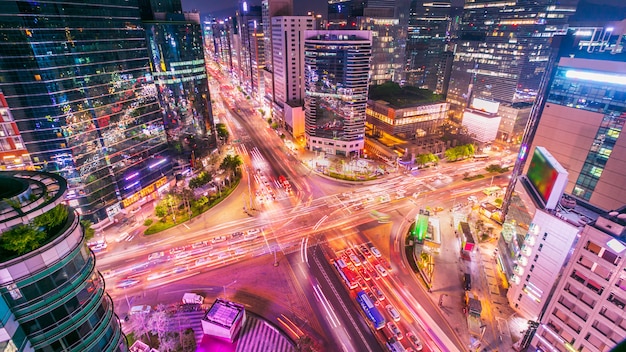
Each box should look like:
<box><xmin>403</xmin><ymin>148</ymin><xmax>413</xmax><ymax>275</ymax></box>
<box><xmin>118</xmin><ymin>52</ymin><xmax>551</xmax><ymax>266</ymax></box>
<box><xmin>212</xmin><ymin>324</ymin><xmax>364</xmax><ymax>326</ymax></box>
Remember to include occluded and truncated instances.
<box><xmin>532</xmin><ymin>206</ymin><xmax>626</xmax><ymax>352</ymax></box>
<box><xmin>304</xmin><ymin>30</ymin><xmax>372</xmax><ymax>157</ymax></box>
<box><xmin>0</xmin><ymin>0</ymin><xmax>173</xmax><ymax>223</ymax></box>
<box><xmin>141</xmin><ymin>6</ymin><xmax>216</xmax><ymax>159</ymax></box>
<box><xmin>525</xmin><ymin>56</ymin><xmax>626</xmax><ymax>211</ymax></box>
<box><xmin>271</xmin><ymin>16</ymin><xmax>315</xmax><ymax>130</ymax></box>
<box><xmin>461</xmin><ymin>98</ymin><xmax>501</xmax><ymax>144</ymax></box>
<box><xmin>0</xmin><ymin>171</ymin><xmax>125</xmax><ymax>351</ymax></box>
<box><xmin>406</xmin><ymin>0</ymin><xmax>452</xmax><ymax>93</ymax></box>
<box><xmin>366</xmin><ymin>97</ymin><xmax>448</xmax><ymax>138</ymax></box>
<box><xmin>201</xmin><ymin>299</ymin><xmax>246</xmax><ymax>343</ymax></box>
<box><xmin>261</xmin><ymin>0</ymin><xmax>294</xmax><ymax>113</ymax></box>
<box><xmin>0</xmin><ymin>92</ymin><xmax>33</xmax><ymax>171</ymax></box>
<box><xmin>328</xmin><ymin>0</ymin><xmax>406</xmax><ymax>85</ymax></box>
<box><xmin>446</xmin><ymin>0</ymin><xmax>578</xmax><ymax>119</ymax></box>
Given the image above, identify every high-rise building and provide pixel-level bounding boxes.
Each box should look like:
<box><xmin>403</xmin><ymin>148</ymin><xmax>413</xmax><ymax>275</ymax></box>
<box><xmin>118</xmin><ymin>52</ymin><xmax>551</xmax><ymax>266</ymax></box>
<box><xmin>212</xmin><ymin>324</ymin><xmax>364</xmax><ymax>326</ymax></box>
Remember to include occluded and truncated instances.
<box><xmin>531</xmin><ymin>205</ymin><xmax>626</xmax><ymax>352</ymax></box>
<box><xmin>328</xmin><ymin>0</ymin><xmax>407</xmax><ymax>85</ymax></box>
<box><xmin>446</xmin><ymin>0</ymin><xmax>579</xmax><ymax>119</ymax></box>
<box><xmin>0</xmin><ymin>92</ymin><xmax>33</xmax><ymax>171</ymax></box>
<box><xmin>139</xmin><ymin>2</ymin><xmax>216</xmax><ymax>160</ymax></box>
<box><xmin>271</xmin><ymin>16</ymin><xmax>315</xmax><ymax>131</ymax></box>
<box><xmin>0</xmin><ymin>0</ymin><xmax>173</xmax><ymax>223</ymax></box>
<box><xmin>503</xmin><ymin>23</ymin><xmax>626</xmax><ymax>218</ymax></box>
<box><xmin>236</xmin><ymin>4</ymin><xmax>264</xmax><ymax>100</ymax></box>
<box><xmin>304</xmin><ymin>30</ymin><xmax>372</xmax><ymax>157</ymax></box>
<box><xmin>261</xmin><ymin>0</ymin><xmax>293</xmax><ymax>113</ymax></box>
<box><xmin>0</xmin><ymin>171</ymin><xmax>126</xmax><ymax>351</ymax></box>
<box><xmin>406</xmin><ymin>0</ymin><xmax>452</xmax><ymax>93</ymax></box>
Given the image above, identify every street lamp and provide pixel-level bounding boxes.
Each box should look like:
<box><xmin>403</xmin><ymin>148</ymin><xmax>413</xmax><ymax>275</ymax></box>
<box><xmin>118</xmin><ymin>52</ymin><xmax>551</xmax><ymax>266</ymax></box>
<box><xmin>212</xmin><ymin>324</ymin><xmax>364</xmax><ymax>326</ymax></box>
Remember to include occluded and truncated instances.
<box><xmin>215</xmin><ymin>177</ymin><xmax>222</xmax><ymax>198</ymax></box>
<box><xmin>223</xmin><ymin>280</ymin><xmax>237</xmax><ymax>298</ymax></box>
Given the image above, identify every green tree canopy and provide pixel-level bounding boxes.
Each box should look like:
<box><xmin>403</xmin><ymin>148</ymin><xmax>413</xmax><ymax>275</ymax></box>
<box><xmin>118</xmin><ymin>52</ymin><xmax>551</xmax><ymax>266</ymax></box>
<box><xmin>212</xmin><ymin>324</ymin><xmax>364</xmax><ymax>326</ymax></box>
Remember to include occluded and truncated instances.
<box><xmin>216</xmin><ymin>123</ymin><xmax>229</xmax><ymax>142</ymax></box>
<box><xmin>0</xmin><ymin>225</ymin><xmax>45</xmax><ymax>255</ymax></box>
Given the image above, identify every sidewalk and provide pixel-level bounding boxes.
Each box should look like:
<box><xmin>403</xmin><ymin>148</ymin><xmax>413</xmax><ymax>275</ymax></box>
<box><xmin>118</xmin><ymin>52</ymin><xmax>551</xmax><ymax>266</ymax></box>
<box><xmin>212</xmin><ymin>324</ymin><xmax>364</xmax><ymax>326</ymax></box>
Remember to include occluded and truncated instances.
<box><xmin>423</xmin><ymin>208</ymin><xmax>526</xmax><ymax>352</ymax></box>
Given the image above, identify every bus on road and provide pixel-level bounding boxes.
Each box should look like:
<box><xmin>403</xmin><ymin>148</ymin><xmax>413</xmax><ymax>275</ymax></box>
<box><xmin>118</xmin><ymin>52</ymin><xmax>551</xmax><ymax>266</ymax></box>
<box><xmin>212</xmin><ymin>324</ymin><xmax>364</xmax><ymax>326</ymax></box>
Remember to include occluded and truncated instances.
<box><xmin>356</xmin><ymin>290</ymin><xmax>385</xmax><ymax>330</ymax></box>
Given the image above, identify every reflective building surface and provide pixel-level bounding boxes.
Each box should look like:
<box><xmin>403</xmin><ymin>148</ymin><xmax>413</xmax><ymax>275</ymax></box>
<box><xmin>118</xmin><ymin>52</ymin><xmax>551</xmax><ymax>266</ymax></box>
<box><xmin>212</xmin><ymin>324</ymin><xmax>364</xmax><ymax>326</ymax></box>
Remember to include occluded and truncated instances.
<box><xmin>0</xmin><ymin>171</ymin><xmax>125</xmax><ymax>352</ymax></box>
<box><xmin>304</xmin><ymin>30</ymin><xmax>372</xmax><ymax>157</ymax></box>
<box><xmin>0</xmin><ymin>0</ymin><xmax>172</xmax><ymax>223</ymax></box>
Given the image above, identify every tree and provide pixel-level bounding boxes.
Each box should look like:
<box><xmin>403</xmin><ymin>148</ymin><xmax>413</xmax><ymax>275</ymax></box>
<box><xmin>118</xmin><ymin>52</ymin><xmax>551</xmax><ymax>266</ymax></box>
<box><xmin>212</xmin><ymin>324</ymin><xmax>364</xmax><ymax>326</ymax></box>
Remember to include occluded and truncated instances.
<box><xmin>80</xmin><ymin>220</ymin><xmax>95</xmax><ymax>242</ymax></box>
<box><xmin>0</xmin><ymin>225</ymin><xmax>45</xmax><ymax>255</ymax></box>
<box><xmin>148</xmin><ymin>304</ymin><xmax>170</xmax><ymax>342</ymax></box>
<box><xmin>216</xmin><ymin>123</ymin><xmax>229</xmax><ymax>143</ymax></box>
<box><xmin>158</xmin><ymin>334</ymin><xmax>177</xmax><ymax>352</ymax></box>
<box><xmin>33</xmin><ymin>204</ymin><xmax>68</xmax><ymax>229</ymax></box>
<box><xmin>155</xmin><ymin>203</ymin><xmax>168</xmax><ymax>218</ymax></box>
<box><xmin>220</xmin><ymin>155</ymin><xmax>242</xmax><ymax>179</ymax></box>
<box><xmin>130</xmin><ymin>312</ymin><xmax>153</xmax><ymax>347</ymax></box>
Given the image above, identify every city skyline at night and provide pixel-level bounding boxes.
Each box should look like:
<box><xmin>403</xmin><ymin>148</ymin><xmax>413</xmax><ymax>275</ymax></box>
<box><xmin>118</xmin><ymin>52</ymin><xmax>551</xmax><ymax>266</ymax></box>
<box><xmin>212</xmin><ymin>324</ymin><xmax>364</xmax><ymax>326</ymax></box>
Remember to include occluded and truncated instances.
<box><xmin>1</xmin><ymin>0</ymin><xmax>625</xmax><ymax>351</ymax></box>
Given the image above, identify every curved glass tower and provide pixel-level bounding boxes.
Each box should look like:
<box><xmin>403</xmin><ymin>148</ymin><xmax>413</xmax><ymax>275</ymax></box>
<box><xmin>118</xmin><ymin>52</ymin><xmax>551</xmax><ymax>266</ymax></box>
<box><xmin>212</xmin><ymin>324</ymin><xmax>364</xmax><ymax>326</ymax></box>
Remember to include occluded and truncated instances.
<box><xmin>0</xmin><ymin>171</ymin><xmax>126</xmax><ymax>352</ymax></box>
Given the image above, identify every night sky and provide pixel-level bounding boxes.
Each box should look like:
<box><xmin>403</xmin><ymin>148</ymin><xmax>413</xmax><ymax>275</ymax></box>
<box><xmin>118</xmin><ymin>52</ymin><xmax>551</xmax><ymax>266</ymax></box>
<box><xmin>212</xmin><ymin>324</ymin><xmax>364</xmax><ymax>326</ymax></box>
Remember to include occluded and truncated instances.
<box><xmin>181</xmin><ymin>0</ymin><xmax>626</xmax><ymax>18</ymax></box>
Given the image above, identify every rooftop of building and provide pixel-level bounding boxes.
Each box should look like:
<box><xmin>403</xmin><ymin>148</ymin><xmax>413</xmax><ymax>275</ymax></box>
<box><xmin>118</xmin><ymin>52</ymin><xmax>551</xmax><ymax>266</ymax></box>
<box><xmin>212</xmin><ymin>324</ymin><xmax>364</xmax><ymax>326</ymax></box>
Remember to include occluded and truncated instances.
<box><xmin>593</xmin><ymin>204</ymin><xmax>626</xmax><ymax>241</ymax></box>
<box><xmin>202</xmin><ymin>299</ymin><xmax>244</xmax><ymax>329</ymax></box>
<box><xmin>368</xmin><ymin>83</ymin><xmax>445</xmax><ymax>109</ymax></box>
<box><xmin>463</xmin><ymin>107</ymin><xmax>499</xmax><ymax>118</ymax></box>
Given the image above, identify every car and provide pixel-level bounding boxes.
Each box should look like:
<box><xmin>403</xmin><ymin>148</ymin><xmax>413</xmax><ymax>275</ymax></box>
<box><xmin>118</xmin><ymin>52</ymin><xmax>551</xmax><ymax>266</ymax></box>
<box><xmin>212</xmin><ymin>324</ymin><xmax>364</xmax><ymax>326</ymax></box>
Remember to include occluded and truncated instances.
<box><xmin>192</xmin><ymin>240</ymin><xmax>209</xmax><ymax>249</ymax></box>
<box><xmin>245</xmin><ymin>228</ymin><xmax>261</xmax><ymax>240</ymax></box>
<box><xmin>349</xmin><ymin>254</ymin><xmax>362</xmax><ymax>266</ymax></box>
<box><xmin>231</xmin><ymin>231</ymin><xmax>244</xmax><ymax>239</ymax></box>
<box><xmin>116</xmin><ymin>278</ymin><xmax>140</xmax><ymax>289</ymax></box>
<box><xmin>172</xmin><ymin>266</ymin><xmax>187</xmax><ymax>274</ymax></box>
<box><xmin>373</xmin><ymin>286</ymin><xmax>385</xmax><ymax>301</ymax></box>
<box><xmin>370</xmin><ymin>246</ymin><xmax>382</xmax><ymax>258</ymax></box>
<box><xmin>380</xmin><ymin>258</ymin><xmax>393</xmax><ymax>271</ymax></box>
<box><xmin>211</xmin><ymin>235</ymin><xmax>227</xmax><ymax>244</ymax></box>
<box><xmin>360</xmin><ymin>245</ymin><xmax>372</xmax><ymax>257</ymax></box>
<box><xmin>148</xmin><ymin>252</ymin><xmax>165</xmax><ymax>261</ymax></box>
<box><xmin>175</xmin><ymin>252</ymin><xmax>191</xmax><ymax>259</ymax></box>
<box><xmin>406</xmin><ymin>332</ymin><xmax>423</xmax><ymax>350</ymax></box>
<box><xmin>217</xmin><ymin>252</ymin><xmax>231</xmax><ymax>260</ymax></box>
<box><xmin>358</xmin><ymin>278</ymin><xmax>368</xmax><ymax>290</ymax></box>
<box><xmin>375</xmin><ymin>264</ymin><xmax>388</xmax><ymax>277</ymax></box>
<box><xmin>361</xmin><ymin>269</ymin><xmax>372</xmax><ymax>281</ymax></box>
<box><xmin>345</xmin><ymin>248</ymin><xmax>354</xmax><ymax>256</ymax></box>
<box><xmin>169</xmin><ymin>247</ymin><xmax>185</xmax><ymax>255</ymax></box>
<box><xmin>387</xmin><ymin>322</ymin><xmax>402</xmax><ymax>340</ymax></box>
<box><xmin>386</xmin><ymin>304</ymin><xmax>400</xmax><ymax>322</ymax></box>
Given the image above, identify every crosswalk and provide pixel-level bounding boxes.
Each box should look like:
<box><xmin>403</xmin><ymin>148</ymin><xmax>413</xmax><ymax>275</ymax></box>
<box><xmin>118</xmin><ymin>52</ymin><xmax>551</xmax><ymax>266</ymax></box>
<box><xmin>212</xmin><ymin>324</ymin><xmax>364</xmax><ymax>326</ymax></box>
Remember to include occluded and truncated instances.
<box><xmin>171</xmin><ymin>310</ymin><xmax>295</xmax><ymax>352</ymax></box>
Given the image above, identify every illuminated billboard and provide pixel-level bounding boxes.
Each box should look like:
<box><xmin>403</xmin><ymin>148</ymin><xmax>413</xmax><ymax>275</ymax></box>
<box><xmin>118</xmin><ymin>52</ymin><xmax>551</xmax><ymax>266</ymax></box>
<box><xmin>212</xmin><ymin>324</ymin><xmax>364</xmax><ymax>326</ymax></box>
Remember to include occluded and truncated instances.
<box><xmin>525</xmin><ymin>146</ymin><xmax>568</xmax><ymax>210</ymax></box>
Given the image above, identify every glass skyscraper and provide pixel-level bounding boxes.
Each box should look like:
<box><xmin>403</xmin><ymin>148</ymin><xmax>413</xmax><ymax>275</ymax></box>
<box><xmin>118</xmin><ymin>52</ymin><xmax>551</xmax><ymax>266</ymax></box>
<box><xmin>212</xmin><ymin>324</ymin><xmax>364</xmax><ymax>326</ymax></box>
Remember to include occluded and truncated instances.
<box><xmin>0</xmin><ymin>0</ymin><xmax>172</xmax><ymax>223</ymax></box>
<box><xmin>446</xmin><ymin>0</ymin><xmax>579</xmax><ymax>118</ymax></box>
<box><xmin>304</xmin><ymin>30</ymin><xmax>372</xmax><ymax>157</ymax></box>
<box><xmin>0</xmin><ymin>171</ymin><xmax>125</xmax><ymax>351</ymax></box>
<box><xmin>406</xmin><ymin>0</ymin><xmax>452</xmax><ymax>93</ymax></box>
<box><xmin>140</xmin><ymin>4</ymin><xmax>216</xmax><ymax>159</ymax></box>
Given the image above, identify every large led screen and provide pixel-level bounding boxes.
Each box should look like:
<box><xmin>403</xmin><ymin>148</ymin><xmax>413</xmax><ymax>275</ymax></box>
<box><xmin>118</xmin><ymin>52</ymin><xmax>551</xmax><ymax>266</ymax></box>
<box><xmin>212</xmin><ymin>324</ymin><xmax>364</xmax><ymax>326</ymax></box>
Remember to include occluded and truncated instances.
<box><xmin>525</xmin><ymin>146</ymin><xmax>568</xmax><ymax>210</ymax></box>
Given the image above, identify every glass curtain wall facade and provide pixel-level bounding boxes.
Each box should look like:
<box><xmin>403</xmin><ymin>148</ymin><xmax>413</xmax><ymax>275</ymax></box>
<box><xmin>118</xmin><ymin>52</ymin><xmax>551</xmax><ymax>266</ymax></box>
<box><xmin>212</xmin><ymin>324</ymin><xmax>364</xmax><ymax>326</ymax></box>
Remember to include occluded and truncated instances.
<box><xmin>304</xmin><ymin>30</ymin><xmax>372</xmax><ymax>157</ymax></box>
<box><xmin>446</xmin><ymin>0</ymin><xmax>579</xmax><ymax>118</ymax></box>
<box><xmin>0</xmin><ymin>0</ymin><xmax>171</xmax><ymax>223</ymax></box>
<box><xmin>144</xmin><ymin>18</ymin><xmax>216</xmax><ymax>158</ymax></box>
<box><xmin>0</xmin><ymin>171</ymin><xmax>125</xmax><ymax>352</ymax></box>
<box><xmin>406</xmin><ymin>0</ymin><xmax>451</xmax><ymax>93</ymax></box>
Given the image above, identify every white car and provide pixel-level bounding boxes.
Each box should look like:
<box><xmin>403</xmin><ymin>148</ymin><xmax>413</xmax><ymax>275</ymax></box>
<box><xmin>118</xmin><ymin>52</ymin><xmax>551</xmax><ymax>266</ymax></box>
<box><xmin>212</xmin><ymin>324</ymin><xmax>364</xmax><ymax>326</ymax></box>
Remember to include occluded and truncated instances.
<box><xmin>386</xmin><ymin>304</ymin><xmax>400</xmax><ymax>322</ymax></box>
<box><xmin>211</xmin><ymin>235</ymin><xmax>227</xmax><ymax>244</ymax></box>
<box><xmin>375</xmin><ymin>264</ymin><xmax>388</xmax><ymax>277</ymax></box>
<box><xmin>406</xmin><ymin>332</ymin><xmax>423</xmax><ymax>351</ymax></box>
<box><xmin>349</xmin><ymin>254</ymin><xmax>362</xmax><ymax>266</ymax></box>
<box><xmin>245</xmin><ymin>228</ymin><xmax>261</xmax><ymax>240</ymax></box>
<box><xmin>148</xmin><ymin>252</ymin><xmax>165</xmax><ymax>261</ymax></box>
<box><xmin>387</xmin><ymin>322</ymin><xmax>402</xmax><ymax>340</ymax></box>
<box><xmin>370</xmin><ymin>246</ymin><xmax>382</xmax><ymax>258</ymax></box>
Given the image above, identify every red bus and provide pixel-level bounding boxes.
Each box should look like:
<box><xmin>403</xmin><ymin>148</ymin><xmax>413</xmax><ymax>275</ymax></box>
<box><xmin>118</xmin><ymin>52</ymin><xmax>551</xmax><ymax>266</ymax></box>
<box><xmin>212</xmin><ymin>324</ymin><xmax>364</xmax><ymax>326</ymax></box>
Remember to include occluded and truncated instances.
<box><xmin>334</xmin><ymin>259</ymin><xmax>358</xmax><ymax>289</ymax></box>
